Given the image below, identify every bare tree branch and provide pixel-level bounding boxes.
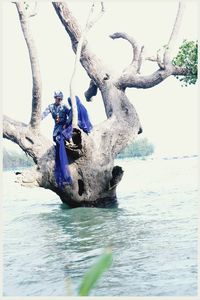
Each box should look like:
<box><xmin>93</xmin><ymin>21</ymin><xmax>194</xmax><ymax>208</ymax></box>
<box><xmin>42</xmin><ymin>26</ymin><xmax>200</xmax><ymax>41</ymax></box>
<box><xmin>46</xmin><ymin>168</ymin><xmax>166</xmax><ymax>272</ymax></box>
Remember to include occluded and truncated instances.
<box><xmin>52</xmin><ymin>2</ymin><xmax>108</xmax><ymax>87</ymax></box>
<box><xmin>137</xmin><ymin>45</ymin><xmax>144</xmax><ymax>74</ymax></box>
<box><xmin>157</xmin><ymin>50</ymin><xmax>165</xmax><ymax>69</ymax></box>
<box><xmin>172</xmin><ymin>66</ymin><xmax>191</xmax><ymax>76</ymax></box>
<box><xmin>146</xmin><ymin>2</ymin><xmax>185</xmax><ymax>69</ymax></box>
<box><xmin>115</xmin><ymin>2</ymin><xmax>187</xmax><ymax>89</ymax></box>
<box><xmin>15</xmin><ymin>1</ymin><xmax>42</xmax><ymax>129</ymax></box>
<box><xmin>85</xmin><ymin>79</ymin><xmax>98</xmax><ymax>101</ymax></box>
<box><xmin>3</xmin><ymin>115</ymin><xmax>53</xmax><ymax>163</ymax></box>
<box><xmin>3</xmin><ymin>115</ymin><xmax>38</xmax><ymax>161</ymax></box>
<box><xmin>69</xmin><ymin>1</ymin><xmax>105</xmax><ymax>127</ymax></box>
<box><xmin>29</xmin><ymin>2</ymin><xmax>38</xmax><ymax>18</ymax></box>
<box><xmin>86</xmin><ymin>1</ymin><xmax>104</xmax><ymax>31</ymax></box>
<box><xmin>163</xmin><ymin>1</ymin><xmax>185</xmax><ymax>66</ymax></box>
<box><xmin>3</xmin><ymin>115</ymin><xmax>27</xmax><ymax>144</ymax></box>
<box><xmin>110</xmin><ymin>32</ymin><xmax>141</xmax><ymax>73</ymax></box>
<box><xmin>116</xmin><ymin>65</ymin><xmax>190</xmax><ymax>89</ymax></box>
<box><xmin>146</xmin><ymin>50</ymin><xmax>164</xmax><ymax>69</ymax></box>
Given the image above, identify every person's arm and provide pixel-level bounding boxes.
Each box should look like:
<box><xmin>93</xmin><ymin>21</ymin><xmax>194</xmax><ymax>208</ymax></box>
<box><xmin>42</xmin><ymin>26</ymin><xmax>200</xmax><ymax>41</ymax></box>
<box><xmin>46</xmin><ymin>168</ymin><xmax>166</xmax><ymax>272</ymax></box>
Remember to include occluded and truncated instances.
<box><xmin>41</xmin><ymin>104</ymin><xmax>51</xmax><ymax>120</ymax></box>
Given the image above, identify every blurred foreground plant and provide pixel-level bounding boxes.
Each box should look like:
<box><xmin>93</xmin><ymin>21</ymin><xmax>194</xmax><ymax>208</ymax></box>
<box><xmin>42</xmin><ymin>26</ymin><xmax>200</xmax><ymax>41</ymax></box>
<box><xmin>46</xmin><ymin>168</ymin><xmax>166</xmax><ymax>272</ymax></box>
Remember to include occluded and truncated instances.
<box><xmin>78</xmin><ymin>248</ymin><xmax>113</xmax><ymax>296</ymax></box>
<box><xmin>65</xmin><ymin>248</ymin><xmax>113</xmax><ymax>296</ymax></box>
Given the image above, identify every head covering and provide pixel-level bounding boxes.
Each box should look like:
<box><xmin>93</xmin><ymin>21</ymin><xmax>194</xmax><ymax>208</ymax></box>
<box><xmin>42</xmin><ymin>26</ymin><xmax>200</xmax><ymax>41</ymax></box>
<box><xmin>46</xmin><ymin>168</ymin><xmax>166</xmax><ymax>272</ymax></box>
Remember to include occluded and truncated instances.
<box><xmin>54</xmin><ymin>91</ymin><xmax>63</xmax><ymax>99</ymax></box>
<box><xmin>68</xmin><ymin>96</ymin><xmax>93</xmax><ymax>134</ymax></box>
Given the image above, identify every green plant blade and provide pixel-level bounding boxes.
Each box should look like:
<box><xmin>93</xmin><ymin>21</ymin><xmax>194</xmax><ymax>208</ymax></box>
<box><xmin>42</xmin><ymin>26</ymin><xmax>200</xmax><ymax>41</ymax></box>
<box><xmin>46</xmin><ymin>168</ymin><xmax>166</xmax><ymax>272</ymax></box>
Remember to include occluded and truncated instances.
<box><xmin>78</xmin><ymin>248</ymin><xmax>113</xmax><ymax>296</ymax></box>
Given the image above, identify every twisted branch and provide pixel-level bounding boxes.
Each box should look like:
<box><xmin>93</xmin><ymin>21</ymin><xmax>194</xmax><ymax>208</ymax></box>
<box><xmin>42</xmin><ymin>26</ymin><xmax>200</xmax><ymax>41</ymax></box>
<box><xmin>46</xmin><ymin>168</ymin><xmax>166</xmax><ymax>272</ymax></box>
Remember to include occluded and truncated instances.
<box><xmin>116</xmin><ymin>66</ymin><xmax>190</xmax><ymax>90</ymax></box>
<box><xmin>115</xmin><ymin>1</ymin><xmax>188</xmax><ymax>90</ymax></box>
<box><xmin>110</xmin><ymin>32</ymin><xmax>142</xmax><ymax>74</ymax></box>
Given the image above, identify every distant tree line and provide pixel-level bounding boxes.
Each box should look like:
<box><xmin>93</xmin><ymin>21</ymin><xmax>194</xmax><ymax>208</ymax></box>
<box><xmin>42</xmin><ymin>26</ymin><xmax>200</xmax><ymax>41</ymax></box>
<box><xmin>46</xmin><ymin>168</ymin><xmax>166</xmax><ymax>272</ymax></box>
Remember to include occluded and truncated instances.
<box><xmin>3</xmin><ymin>147</ymin><xmax>34</xmax><ymax>170</ymax></box>
<box><xmin>3</xmin><ymin>137</ymin><xmax>154</xmax><ymax>170</ymax></box>
<box><xmin>117</xmin><ymin>137</ymin><xmax>154</xmax><ymax>158</ymax></box>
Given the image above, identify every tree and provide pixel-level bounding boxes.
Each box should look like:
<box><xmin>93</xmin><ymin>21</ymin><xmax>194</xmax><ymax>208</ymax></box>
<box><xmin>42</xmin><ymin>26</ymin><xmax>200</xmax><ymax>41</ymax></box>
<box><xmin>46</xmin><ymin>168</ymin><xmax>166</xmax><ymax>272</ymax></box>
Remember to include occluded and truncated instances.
<box><xmin>3</xmin><ymin>1</ymin><xmax>197</xmax><ymax>207</ymax></box>
<box><xmin>117</xmin><ymin>138</ymin><xmax>154</xmax><ymax>158</ymax></box>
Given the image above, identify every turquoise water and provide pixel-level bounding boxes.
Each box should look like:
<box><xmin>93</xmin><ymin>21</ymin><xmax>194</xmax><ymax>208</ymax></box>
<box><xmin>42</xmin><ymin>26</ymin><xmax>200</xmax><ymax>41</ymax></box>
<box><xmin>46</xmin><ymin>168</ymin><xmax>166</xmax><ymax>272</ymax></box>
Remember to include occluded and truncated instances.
<box><xmin>3</xmin><ymin>157</ymin><xmax>199</xmax><ymax>296</ymax></box>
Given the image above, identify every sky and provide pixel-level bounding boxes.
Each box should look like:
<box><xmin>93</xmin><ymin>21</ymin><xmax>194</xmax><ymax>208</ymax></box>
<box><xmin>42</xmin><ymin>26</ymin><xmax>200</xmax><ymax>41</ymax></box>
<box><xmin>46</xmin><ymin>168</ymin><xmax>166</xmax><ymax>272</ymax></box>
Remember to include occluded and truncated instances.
<box><xmin>2</xmin><ymin>0</ymin><xmax>199</xmax><ymax>156</ymax></box>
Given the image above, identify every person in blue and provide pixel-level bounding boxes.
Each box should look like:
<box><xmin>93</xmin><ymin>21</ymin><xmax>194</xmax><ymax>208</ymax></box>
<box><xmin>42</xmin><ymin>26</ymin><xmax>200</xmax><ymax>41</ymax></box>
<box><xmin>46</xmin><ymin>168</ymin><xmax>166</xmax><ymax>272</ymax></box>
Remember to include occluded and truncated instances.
<box><xmin>41</xmin><ymin>91</ymin><xmax>71</xmax><ymax>142</ymax></box>
<box><xmin>41</xmin><ymin>91</ymin><xmax>72</xmax><ymax>186</ymax></box>
<box><xmin>41</xmin><ymin>92</ymin><xmax>93</xmax><ymax>187</ymax></box>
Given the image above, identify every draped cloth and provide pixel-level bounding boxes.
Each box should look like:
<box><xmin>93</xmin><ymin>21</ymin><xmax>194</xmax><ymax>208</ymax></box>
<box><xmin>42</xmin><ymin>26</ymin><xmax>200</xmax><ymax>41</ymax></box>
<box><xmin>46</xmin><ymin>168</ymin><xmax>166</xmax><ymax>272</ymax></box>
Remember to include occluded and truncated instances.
<box><xmin>54</xmin><ymin>95</ymin><xmax>93</xmax><ymax>187</ymax></box>
<box><xmin>67</xmin><ymin>96</ymin><xmax>93</xmax><ymax>133</ymax></box>
<box><xmin>54</xmin><ymin>134</ymin><xmax>72</xmax><ymax>187</ymax></box>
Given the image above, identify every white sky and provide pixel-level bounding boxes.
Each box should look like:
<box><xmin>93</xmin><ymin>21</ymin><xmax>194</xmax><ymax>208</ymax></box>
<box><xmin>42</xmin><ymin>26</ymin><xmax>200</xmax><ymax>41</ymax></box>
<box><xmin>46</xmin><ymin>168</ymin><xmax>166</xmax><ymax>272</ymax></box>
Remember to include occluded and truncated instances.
<box><xmin>2</xmin><ymin>0</ymin><xmax>199</xmax><ymax>156</ymax></box>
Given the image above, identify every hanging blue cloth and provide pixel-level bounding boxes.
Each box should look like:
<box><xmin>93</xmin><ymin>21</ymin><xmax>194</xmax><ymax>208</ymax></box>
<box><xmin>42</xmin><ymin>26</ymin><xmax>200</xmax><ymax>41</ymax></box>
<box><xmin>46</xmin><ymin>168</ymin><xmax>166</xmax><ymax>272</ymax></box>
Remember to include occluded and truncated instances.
<box><xmin>62</xmin><ymin>124</ymin><xmax>73</xmax><ymax>141</ymax></box>
<box><xmin>67</xmin><ymin>95</ymin><xmax>93</xmax><ymax>134</ymax></box>
<box><xmin>54</xmin><ymin>134</ymin><xmax>72</xmax><ymax>187</ymax></box>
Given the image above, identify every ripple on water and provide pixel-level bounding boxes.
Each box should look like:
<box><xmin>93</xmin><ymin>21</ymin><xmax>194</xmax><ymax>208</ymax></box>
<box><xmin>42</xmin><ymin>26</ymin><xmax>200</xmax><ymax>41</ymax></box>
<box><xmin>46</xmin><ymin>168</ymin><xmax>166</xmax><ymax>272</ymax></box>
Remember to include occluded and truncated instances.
<box><xmin>3</xmin><ymin>158</ymin><xmax>199</xmax><ymax>296</ymax></box>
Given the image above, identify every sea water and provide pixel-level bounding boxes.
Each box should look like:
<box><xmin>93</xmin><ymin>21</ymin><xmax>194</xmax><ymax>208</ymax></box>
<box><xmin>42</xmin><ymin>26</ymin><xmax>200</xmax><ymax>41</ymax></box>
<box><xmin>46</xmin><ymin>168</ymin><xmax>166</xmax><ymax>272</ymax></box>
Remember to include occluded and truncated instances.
<box><xmin>3</xmin><ymin>156</ymin><xmax>199</xmax><ymax>296</ymax></box>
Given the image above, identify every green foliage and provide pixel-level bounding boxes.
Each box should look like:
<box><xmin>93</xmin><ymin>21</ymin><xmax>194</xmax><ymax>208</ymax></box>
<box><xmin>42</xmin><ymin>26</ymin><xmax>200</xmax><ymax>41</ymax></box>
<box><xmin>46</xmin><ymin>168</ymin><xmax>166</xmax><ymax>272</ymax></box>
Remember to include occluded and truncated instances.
<box><xmin>3</xmin><ymin>147</ymin><xmax>34</xmax><ymax>170</ymax></box>
<box><xmin>117</xmin><ymin>137</ymin><xmax>154</xmax><ymax>159</ymax></box>
<box><xmin>172</xmin><ymin>40</ymin><xmax>198</xmax><ymax>86</ymax></box>
<box><xmin>78</xmin><ymin>248</ymin><xmax>112</xmax><ymax>296</ymax></box>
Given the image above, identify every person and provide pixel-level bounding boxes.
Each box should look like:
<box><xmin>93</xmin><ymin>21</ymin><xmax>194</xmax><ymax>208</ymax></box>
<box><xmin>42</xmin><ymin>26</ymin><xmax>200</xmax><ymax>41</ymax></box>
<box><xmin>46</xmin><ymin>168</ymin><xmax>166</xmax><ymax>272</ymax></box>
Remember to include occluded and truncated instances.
<box><xmin>41</xmin><ymin>91</ymin><xmax>72</xmax><ymax>186</ymax></box>
<box><xmin>41</xmin><ymin>91</ymin><xmax>71</xmax><ymax>142</ymax></box>
<box><xmin>54</xmin><ymin>95</ymin><xmax>93</xmax><ymax>187</ymax></box>
<box><xmin>41</xmin><ymin>93</ymin><xmax>93</xmax><ymax>187</ymax></box>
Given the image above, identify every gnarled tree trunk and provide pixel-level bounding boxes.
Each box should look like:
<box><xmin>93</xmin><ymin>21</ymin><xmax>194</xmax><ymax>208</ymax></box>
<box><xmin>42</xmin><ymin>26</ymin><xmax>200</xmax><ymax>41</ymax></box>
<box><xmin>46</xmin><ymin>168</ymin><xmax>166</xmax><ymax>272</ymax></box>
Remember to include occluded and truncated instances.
<box><xmin>3</xmin><ymin>1</ymin><xmax>191</xmax><ymax>207</ymax></box>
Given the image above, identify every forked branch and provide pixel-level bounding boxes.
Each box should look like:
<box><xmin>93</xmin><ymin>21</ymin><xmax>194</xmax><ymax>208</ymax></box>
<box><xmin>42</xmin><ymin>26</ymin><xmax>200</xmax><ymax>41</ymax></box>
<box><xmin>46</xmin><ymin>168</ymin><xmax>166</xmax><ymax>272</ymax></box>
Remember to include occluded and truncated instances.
<box><xmin>146</xmin><ymin>2</ymin><xmax>185</xmax><ymax>69</ymax></box>
<box><xmin>115</xmin><ymin>1</ymin><xmax>188</xmax><ymax>90</ymax></box>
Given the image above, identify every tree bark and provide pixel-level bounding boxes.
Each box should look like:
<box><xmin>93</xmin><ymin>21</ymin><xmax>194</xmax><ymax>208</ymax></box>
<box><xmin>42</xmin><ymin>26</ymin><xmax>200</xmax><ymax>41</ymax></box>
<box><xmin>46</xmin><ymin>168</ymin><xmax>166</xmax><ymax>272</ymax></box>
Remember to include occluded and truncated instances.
<box><xmin>3</xmin><ymin>1</ymin><xmax>194</xmax><ymax>207</ymax></box>
<box><xmin>15</xmin><ymin>1</ymin><xmax>42</xmax><ymax>130</ymax></box>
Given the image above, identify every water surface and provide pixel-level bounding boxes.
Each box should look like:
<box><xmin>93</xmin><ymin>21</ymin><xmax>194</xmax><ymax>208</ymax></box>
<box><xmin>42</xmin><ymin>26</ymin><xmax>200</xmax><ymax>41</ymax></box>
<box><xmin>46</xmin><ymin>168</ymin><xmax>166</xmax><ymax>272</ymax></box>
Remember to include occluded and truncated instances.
<box><xmin>3</xmin><ymin>157</ymin><xmax>199</xmax><ymax>296</ymax></box>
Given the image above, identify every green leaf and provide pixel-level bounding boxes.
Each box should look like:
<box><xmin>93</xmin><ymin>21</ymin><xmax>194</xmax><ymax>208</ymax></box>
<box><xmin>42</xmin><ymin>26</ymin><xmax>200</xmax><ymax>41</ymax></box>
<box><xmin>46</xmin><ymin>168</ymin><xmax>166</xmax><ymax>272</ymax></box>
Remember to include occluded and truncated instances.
<box><xmin>78</xmin><ymin>248</ymin><xmax>113</xmax><ymax>296</ymax></box>
<box><xmin>172</xmin><ymin>39</ymin><xmax>198</xmax><ymax>86</ymax></box>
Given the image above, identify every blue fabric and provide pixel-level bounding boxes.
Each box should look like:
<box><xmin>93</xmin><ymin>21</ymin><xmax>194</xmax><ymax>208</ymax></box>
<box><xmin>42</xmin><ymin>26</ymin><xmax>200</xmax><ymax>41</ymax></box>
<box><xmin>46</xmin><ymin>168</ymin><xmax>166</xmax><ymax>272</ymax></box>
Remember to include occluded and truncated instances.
<box><xmin>41</xmin><ymin>103</ymin><xmax>70</xmax><ymax>139</ymax></box>
<box><xmin>62</xmin><ymin>124</ymin><xmax>73</xmax><ymax>141</ymax></box>
<box><xmin>54</xmin><ymin>95</ymin><xmax>92</xmax><ymax>187</ymax></box>
<box><xmin>67</xmin><ymin>95</ymin><xmax>93</xmax><ymax>133</ymax></box>
<box><xmin>54</xmin><ymin>134</ymin><xmax>72</xmax><ymax>187</ymax></box>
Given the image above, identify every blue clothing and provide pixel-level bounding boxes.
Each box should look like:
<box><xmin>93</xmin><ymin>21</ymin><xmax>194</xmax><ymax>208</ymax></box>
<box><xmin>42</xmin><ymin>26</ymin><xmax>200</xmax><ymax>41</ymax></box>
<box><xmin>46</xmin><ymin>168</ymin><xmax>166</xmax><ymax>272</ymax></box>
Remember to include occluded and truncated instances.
<box><xmin>41</xmin><ymin>103</ymin><xmax>70</xmax><ymax>138</ymax></box>
<box><xmin>41</xmin><ymin>102</ymin><xmax>72</xmax><ymax>186</ymax></box>
<box><xmin>62</xmin><ymin>96</ymin><xmax>93</xmax><ymax>142</ymax></box>
<box><xmin>54</xmin><ymin>134</ymin><xmax>72</xmax><ymax>187</ymax></box>
<box><xmin>42</xmin><ymin>97</ymin><xmax>93</xmax><ymax>187</ymax></box>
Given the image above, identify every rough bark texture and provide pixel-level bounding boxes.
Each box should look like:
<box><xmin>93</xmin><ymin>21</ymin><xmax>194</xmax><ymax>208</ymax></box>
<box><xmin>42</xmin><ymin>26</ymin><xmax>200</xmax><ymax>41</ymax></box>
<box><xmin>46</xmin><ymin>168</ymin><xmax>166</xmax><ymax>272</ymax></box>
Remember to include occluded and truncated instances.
<box><xmin>3</xmin><ymin>2</ymin><xmax>192</xmax><ymax>207</ymax></box>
